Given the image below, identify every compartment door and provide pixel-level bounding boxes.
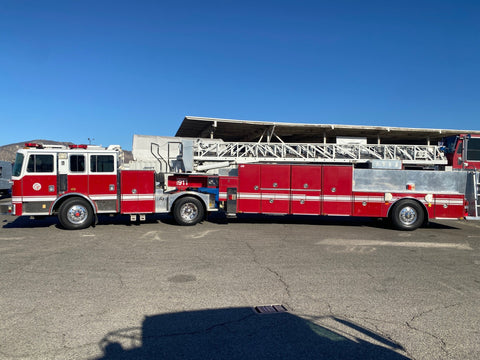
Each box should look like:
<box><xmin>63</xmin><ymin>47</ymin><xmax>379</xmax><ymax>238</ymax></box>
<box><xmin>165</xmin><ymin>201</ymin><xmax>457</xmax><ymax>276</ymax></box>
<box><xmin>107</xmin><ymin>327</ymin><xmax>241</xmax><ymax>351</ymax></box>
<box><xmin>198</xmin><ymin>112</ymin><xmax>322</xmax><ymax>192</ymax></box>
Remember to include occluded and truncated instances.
<box><xmin>260</xmin><ymin>164</ymin><xmax>290</xmax><ymax>214</ymax></box>
<box><xmin>322</xmin><ymin>166</ymin><xmax>353</xmax><ymax>216</ymax></box>
<box><xmin>120</xmin><ymin>171</ymin><xmax>155</xmax><ymax>214</ymax></box>
<box><xmin>237</xmin><ymin>164</ymin><xmax>261</xmax><ymax>213</ymax></box>
<box><xmin>291</xmin><ymin>165</ymin><xmax>322</xmax><ymax>215</ymax></box>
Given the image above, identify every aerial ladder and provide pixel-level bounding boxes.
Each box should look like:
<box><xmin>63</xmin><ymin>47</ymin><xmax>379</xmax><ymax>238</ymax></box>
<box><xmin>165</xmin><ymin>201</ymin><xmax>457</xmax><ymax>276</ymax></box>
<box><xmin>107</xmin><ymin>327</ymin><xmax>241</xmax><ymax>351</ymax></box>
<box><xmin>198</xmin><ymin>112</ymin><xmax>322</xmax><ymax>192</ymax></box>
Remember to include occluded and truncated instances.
<box><xmin>132</xmin><ymin>131</ymin><xmax>448</xmax><ymax>174</ymax></box>
<box><xmin>192</xmin><ymin>139</ymin><xmax>446</xmax><ymax>168</ymax></box>
<box><xmin>191</xmin><ymin>124</ymin><xmax>446</xmax><ymax>167</ymax></box>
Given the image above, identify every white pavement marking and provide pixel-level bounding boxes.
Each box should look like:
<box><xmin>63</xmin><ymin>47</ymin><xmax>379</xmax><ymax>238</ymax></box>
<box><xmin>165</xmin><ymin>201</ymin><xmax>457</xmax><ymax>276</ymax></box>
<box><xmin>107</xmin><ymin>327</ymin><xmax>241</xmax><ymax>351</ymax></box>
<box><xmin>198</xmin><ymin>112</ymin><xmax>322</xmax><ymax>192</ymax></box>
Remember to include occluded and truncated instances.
<box><xmin>438</xmin><ymin>281</ymin><xmax>467</xmax><ymax>296</ymax></box>
<box><xmin>316</xmin><ymin>239</ymin><xmax>472</xmax><ymax>250</ymax></box>
<box><xmin>0</xmin><ymin>237</ymin><xmax>26</xmax><ymax>241</ymax></box>
<box><xmin>189</xmin><ymin>230</ymin><xmax>220</xmax><ymax>239</ymax></box>
<box><xmin>463</xmin><ymin>222</ymin><xmax>480</xmax><ymax>229</ymax></box>
<box><xmin>140</xmin><ymin>231</ymin><xmax>163</xmax><ymax>241</ymax></box>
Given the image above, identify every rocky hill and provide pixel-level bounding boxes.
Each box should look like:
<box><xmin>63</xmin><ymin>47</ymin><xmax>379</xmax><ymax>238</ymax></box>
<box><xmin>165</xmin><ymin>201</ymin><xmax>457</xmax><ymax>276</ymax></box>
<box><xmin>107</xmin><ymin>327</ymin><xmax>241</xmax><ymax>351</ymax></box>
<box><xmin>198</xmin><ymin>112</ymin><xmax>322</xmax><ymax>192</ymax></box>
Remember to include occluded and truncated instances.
<box><xmin>0</xmin><ymin>140</ymin><xmax>133</xmax><ymax>163</ymax></box>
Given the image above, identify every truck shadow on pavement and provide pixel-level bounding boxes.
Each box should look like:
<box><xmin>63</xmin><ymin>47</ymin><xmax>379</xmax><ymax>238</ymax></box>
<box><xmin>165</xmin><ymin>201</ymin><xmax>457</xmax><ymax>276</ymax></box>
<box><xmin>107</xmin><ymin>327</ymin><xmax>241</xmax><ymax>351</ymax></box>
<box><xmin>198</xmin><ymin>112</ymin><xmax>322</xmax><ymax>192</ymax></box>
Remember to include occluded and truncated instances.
<box><xmin>206</xmin><ymin>212</ymin><xmax>459</xmax><ymax>230</ymax></box>
<box><xmin>2</xmin><ymin>213</ymin><xmax>458</xmax><ymax>231</ymax></box>
<box><xmin>94</xmin><ymin>307</ymin><xmax>409</xmax><ymax>360</ymax></box>
<box><xmin>2</xmin><ymin>215</ymin><xmax>59</xmax><ymax>228</ymax></box>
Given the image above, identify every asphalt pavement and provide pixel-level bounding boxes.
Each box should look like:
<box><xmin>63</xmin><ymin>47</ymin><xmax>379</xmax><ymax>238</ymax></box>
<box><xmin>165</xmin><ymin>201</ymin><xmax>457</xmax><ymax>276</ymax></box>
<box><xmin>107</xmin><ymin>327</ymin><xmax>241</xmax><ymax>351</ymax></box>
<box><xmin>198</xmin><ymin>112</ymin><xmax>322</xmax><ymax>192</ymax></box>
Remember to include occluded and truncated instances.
<box><xmin>0</xmin><ymin>211</ymin><xmax>479</xmax><ymax>359</ymax></box>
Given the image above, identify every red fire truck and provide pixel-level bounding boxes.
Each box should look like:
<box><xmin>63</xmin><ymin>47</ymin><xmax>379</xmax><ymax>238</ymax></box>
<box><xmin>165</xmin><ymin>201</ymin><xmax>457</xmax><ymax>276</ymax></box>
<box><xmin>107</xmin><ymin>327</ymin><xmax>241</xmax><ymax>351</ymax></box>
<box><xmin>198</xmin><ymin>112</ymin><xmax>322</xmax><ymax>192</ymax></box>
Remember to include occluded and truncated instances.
<box><xmin>8</xmin><ymin>122</ymin><xmax>480</xmax><ymax>231</ymax></box>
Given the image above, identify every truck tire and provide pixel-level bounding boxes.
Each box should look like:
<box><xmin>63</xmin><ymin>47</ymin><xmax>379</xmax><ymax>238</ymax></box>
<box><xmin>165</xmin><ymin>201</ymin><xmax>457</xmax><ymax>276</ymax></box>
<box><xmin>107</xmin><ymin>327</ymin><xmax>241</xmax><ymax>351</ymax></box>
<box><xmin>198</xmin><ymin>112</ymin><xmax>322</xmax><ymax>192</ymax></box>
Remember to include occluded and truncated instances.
<box><xmin>58</xmin><ymin>197</ymin><xmax>94</xmax><ymax>230</ymax></box>
<box><xmin>173</xmin><ymin>196</ymin><xmax>204</xmax><ymax>226</ymax></box>
<box><xmin>390</xmin><ymin>199</ymin><xmax>425</xmax><ymax>231</ymax></box>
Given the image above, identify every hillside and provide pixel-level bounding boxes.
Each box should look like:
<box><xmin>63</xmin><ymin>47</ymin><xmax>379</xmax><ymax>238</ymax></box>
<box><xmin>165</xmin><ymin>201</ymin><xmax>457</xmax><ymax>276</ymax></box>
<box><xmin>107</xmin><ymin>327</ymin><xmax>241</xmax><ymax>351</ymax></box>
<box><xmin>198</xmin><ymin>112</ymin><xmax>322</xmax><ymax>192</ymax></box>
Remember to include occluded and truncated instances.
<box><xmin>0</xmin><ymin>140</ymin><xmax>133</xmax><ymax>163</ymax></box>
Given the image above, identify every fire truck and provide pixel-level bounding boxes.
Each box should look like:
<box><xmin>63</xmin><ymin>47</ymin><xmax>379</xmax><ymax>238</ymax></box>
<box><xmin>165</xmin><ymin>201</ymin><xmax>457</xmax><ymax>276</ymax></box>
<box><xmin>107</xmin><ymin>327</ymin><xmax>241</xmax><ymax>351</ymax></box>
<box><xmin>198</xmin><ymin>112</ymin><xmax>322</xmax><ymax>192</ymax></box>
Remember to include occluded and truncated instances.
<box><xmin>8</xmin><ymin>118</ymin><xmax>480</xmax><ymax>231</ymax></box>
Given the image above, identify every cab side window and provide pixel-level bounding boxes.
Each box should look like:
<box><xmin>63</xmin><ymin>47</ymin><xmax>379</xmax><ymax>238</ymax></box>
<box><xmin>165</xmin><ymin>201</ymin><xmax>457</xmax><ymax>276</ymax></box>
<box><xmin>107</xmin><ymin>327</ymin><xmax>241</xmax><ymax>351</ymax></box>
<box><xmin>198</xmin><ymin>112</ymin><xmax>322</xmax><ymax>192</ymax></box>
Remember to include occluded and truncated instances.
<box><xmin>70</xmin><ymin>155</ymin><xmax>85</xmax><ymax>172</ymax></box>
<box><xmin>467</xmin><ymin>138</ymin><xmax>480</xmax><ymax>161</ymax></box>
<box><xmin>26</xmin><ymin>154</ymin><xmax>54</xmax><ymax>173</ymax></box>
<box><xmin>90</xmin><ymin>155</ymin><xmax>114</xmax><ymax>173</ymax></box>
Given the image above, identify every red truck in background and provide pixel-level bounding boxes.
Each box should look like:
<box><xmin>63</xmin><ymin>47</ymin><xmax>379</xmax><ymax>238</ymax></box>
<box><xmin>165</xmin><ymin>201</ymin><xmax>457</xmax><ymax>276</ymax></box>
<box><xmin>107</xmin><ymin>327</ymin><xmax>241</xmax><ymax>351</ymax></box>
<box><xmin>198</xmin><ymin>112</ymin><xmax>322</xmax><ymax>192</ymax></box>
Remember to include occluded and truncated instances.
<box><xmin>442</xmin><ymin>134</ymin><xmax>480</xmax><ymax>170</ymax></box>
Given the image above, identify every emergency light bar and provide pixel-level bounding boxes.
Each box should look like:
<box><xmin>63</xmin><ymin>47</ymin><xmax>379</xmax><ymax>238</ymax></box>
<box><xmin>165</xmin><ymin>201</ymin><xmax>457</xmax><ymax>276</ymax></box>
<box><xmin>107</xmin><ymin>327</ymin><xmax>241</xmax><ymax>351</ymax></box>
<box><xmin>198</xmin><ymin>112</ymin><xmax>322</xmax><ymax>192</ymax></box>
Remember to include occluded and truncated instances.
<box><xmin>24</xmin><ymin>143</ymin><xmax>44</xmax><ymax>149</ymax></box>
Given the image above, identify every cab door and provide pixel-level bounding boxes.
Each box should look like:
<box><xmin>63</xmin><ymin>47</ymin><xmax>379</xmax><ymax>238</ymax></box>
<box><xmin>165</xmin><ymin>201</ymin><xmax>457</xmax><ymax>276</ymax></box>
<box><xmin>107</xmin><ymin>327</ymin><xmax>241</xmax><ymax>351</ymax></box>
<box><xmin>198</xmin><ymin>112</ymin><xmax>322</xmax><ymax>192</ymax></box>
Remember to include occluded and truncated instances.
<box><xmin>88</xmin><ymin>153</ymin><xmax>118</xmax><ymax>212</ymax></box>
<box><xmin>66</xmin><ymin>153</ymin><xmax>88</xmax><ymax>194</ymax></box>
<box><xmin>21</xmin><ymin>153</ymin><xmax>57</xmax><ymax>214</ymax></box>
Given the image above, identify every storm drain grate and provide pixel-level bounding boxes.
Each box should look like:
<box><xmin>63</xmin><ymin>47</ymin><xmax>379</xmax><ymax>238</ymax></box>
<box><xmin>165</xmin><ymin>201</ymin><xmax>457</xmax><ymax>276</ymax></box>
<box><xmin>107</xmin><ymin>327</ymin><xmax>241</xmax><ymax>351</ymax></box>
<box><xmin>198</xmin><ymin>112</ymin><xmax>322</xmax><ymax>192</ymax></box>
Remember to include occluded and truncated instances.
<box><xmin>254</xmin><ymin>305</ymin><xmax>288</xmax><ymax>314</ymax></box>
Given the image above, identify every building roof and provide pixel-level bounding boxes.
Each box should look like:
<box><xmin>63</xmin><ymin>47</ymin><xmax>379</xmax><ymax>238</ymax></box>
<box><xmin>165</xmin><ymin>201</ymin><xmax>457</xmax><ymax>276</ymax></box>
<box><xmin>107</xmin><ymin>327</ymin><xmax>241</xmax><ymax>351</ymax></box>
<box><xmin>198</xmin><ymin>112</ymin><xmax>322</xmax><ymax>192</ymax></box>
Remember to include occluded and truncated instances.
<box><xmin>176</xmin><ymin>116</ymin><xmax>480</xmax><ymax>144</ymax></box>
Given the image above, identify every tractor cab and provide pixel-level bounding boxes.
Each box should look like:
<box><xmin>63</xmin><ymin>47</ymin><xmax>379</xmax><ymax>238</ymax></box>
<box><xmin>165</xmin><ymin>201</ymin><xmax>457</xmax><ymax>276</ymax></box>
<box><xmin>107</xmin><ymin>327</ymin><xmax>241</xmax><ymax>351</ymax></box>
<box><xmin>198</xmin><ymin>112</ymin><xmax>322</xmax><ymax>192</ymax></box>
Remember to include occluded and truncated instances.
<box><xmin>443</xmin><ymin>134</ymin><xmax>480</xmax><ymax>170</ymax></box>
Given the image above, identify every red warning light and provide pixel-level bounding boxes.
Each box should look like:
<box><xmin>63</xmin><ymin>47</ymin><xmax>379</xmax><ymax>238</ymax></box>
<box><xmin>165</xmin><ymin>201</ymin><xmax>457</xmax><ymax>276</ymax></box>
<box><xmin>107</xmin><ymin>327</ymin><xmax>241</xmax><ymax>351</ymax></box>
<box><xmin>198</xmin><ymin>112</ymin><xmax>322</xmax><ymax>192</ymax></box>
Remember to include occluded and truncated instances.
<box><xmin>24</xmin><ymin>143</ymin><xmax>44</xmax><ymax>149</ymax></box>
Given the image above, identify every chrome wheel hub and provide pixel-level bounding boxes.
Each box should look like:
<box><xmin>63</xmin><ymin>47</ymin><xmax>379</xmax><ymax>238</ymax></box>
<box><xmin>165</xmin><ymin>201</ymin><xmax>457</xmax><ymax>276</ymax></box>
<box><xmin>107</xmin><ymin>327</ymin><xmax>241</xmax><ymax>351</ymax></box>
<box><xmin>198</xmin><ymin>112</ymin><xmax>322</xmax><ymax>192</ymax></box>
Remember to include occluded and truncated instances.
<box><xmin>67</xmin><ymin>205</ymin><xmax>88</xmax><ymax>225</ymax></box>
<box><xmin>399</xmin><ymin>206</ymin><xmax>417</xmax><ymax>225</ymax></box>
<box><xmin>180</xmin><ymin>203</ymin><xmax>198</xmax><ymax>221</ymax></box>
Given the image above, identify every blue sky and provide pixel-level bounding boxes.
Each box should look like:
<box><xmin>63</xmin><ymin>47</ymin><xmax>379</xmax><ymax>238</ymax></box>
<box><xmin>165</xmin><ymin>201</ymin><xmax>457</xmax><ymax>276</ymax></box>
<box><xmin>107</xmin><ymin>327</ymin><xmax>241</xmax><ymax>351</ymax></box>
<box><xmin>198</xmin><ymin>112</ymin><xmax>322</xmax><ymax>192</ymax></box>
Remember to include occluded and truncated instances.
<box><xmin>1</xmin><ymin>0</ymin><xmax>479</xmax><ymax>150</ymax></box>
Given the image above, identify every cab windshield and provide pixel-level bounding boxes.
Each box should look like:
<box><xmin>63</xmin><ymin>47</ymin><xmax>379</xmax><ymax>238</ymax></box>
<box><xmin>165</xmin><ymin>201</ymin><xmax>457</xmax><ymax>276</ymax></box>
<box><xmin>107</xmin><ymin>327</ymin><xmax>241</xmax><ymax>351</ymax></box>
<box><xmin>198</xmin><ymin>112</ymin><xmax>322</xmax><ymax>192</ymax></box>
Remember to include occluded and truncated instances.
<box><xmin>13</xmin><ymin>153</ymin><xmax>24</xmax><ymax>177</ymax></box>
<box><xmin>442</xmin><ymin>136</ymin><xmax>457</xmax><ymax>154</ymax></box>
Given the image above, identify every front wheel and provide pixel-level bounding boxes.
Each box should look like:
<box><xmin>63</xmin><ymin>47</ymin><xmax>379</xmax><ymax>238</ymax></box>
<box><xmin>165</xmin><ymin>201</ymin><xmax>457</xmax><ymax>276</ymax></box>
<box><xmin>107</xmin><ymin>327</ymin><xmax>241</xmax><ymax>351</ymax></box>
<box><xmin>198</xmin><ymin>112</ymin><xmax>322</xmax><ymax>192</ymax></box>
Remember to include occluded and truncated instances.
<box><xmin>173</xmin><ymin>197</ymin><xmax>205</xmax><ymax>226</ymax></box>
<box><xmin>390</xmin><ymin>199</ymin><xmax>425</xmax><ymax>231</ymax></box>
<box><xmin>58</xmin><ymin>197</ymin><xmax>94</xmax><ymax>230</ymax></box>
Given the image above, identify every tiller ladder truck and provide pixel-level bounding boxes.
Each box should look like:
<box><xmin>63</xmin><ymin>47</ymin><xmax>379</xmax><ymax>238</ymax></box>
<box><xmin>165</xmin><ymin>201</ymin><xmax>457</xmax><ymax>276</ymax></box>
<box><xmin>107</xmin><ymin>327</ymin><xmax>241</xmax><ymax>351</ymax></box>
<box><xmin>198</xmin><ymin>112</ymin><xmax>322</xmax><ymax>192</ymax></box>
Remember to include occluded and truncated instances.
<box><xmin>9</xmin><ymin>122</ymin><xmax>480</xmax><ymax>230</ymax></box>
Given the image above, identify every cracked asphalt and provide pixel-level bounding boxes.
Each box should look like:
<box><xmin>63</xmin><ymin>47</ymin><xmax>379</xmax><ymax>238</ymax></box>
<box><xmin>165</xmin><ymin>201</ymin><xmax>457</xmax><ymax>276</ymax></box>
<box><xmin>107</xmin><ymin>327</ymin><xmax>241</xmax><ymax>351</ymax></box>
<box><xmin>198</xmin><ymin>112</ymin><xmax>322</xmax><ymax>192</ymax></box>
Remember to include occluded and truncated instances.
<box><xmin>0</xmin><ymin>212</ymin><xmax>479</xmax><ymax>359</ymax></box>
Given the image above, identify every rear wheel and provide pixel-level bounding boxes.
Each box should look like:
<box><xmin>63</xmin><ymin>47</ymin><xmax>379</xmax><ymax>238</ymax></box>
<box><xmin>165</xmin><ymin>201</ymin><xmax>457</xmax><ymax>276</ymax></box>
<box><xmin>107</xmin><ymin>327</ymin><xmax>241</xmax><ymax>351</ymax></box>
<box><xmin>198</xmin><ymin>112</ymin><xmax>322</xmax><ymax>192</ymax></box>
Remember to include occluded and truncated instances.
<box><xmin>390</xmin><ymin>199</ymin><xmax>425</xmax><ymax>231</ymax></box>
<box><xmin>173</xmin><ymin>197</ymin><xmax>204</xmax><ymax>226</ymax></box>
<box><xmin>58</xmin><ymin>197</ymin><xmax>94</xmax><ymax>230</ymax></box>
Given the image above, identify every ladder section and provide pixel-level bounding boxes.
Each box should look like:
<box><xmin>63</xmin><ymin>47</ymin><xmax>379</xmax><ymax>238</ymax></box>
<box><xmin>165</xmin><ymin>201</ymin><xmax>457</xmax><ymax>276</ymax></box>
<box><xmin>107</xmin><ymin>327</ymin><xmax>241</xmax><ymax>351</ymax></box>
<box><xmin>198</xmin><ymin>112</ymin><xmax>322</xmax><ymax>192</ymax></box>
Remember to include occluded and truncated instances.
<box><xmin>477</xmin><ymin>172</ymin><xmax>480</xmax><ymax>217</ymax></box>
<box><xmin>194</xmin><ymin>140</ymin><xmax>447</xmax><ymax>165</ymax></box>
<box><xmin>465</xmin><ymin>171</ymin><xmax>480</xmax><ymax>219</ymax></box>
<box><xmin>474</xmin><ymin>171</ymin><xmax>479</xmax><ymax>218</ymax></box>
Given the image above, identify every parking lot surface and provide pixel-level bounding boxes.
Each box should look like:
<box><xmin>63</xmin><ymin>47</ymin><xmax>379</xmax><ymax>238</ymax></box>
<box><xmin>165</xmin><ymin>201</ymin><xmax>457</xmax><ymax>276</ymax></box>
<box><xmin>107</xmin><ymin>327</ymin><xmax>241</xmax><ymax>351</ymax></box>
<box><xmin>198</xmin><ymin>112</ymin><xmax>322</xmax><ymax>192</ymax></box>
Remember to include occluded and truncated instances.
<box><xmin>1</xmin><ymin>212</ymin><xmax>479</xmax><ymax>359</ymax></box>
